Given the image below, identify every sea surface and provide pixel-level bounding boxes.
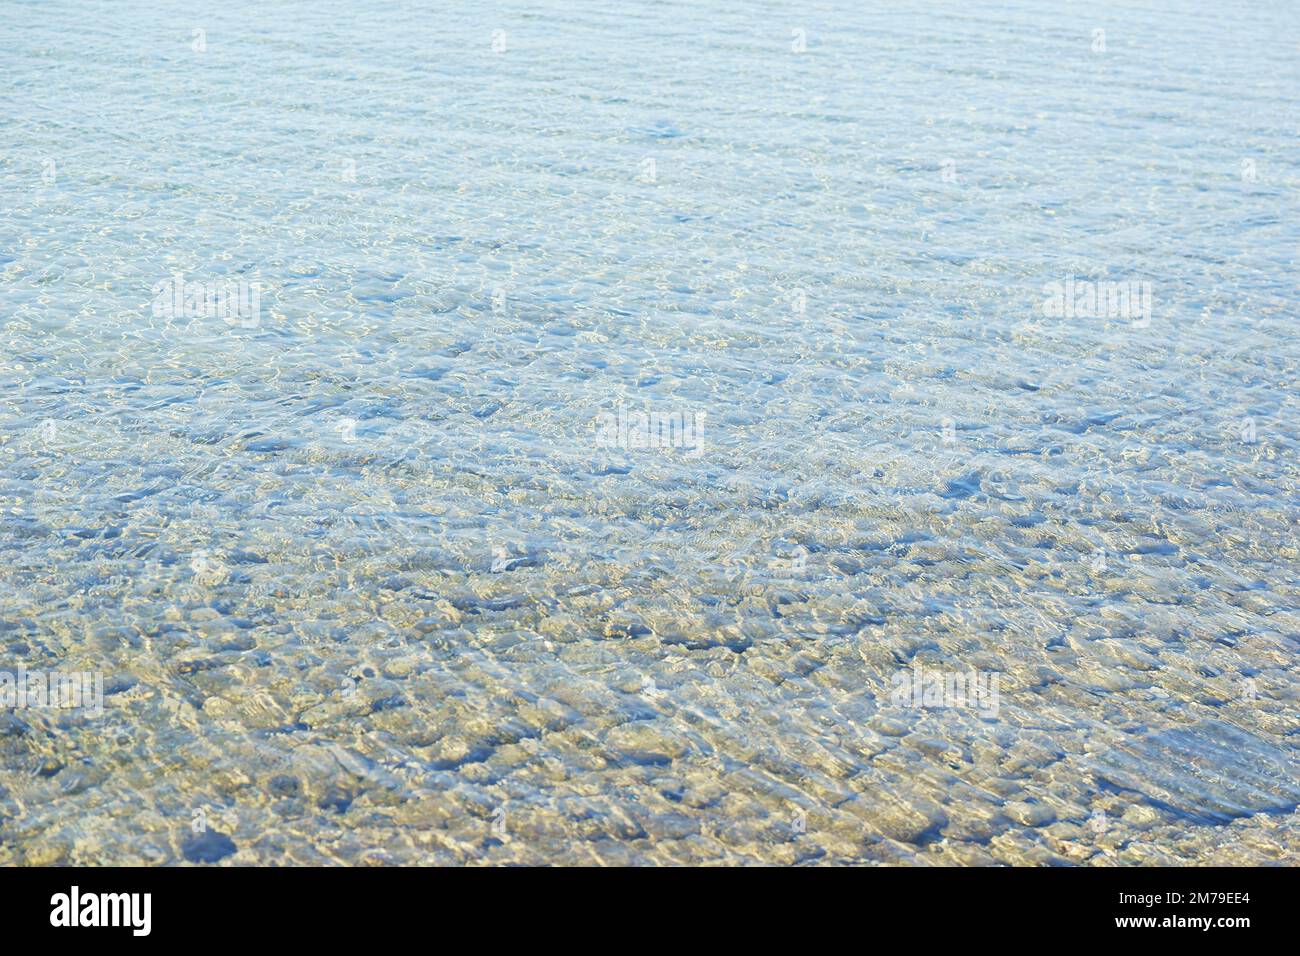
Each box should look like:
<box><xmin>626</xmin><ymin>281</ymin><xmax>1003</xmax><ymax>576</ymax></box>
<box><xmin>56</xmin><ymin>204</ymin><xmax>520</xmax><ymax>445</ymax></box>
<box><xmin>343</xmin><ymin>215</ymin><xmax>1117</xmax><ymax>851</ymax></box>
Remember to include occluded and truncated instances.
<box><xmin>1</xmin><ymin>0</ymin><xmax>1297</xmax><ymax>865</ymax></box>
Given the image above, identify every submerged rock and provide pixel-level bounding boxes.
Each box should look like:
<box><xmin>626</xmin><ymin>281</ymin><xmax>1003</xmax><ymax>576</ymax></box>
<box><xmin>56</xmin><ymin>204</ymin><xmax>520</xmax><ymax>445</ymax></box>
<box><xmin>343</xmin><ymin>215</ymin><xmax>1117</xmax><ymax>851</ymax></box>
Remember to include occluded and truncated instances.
<box><xmin>1087</xmin><ymin>720</ymin><xmax>1300</xmax><ymax>824</ymax></box>
<box><xmin>182</xmin><ymin>831</ymin><xmax>237</xmax><ymax>864</ymax></box>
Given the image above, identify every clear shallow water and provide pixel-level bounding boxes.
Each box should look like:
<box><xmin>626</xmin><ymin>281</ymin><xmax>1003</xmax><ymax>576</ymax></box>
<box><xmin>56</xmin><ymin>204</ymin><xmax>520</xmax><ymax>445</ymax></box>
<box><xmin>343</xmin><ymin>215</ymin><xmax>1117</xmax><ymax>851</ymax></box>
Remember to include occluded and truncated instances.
<box><xmin>1</xmin><ymin>0</ymin><xmax>1297</xmax><ymax>864</ymax></box>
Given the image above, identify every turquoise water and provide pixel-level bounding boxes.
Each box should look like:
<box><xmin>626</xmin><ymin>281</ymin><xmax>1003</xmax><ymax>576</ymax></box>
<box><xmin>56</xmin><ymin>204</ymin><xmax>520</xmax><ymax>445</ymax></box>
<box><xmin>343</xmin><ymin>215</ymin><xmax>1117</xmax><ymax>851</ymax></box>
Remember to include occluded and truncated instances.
<box><xmin>1</xmin><ymin>0</ymin><xmax>1297</xmax><ymax>864</ymax></box>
